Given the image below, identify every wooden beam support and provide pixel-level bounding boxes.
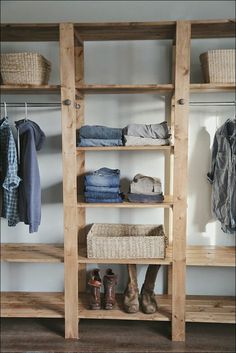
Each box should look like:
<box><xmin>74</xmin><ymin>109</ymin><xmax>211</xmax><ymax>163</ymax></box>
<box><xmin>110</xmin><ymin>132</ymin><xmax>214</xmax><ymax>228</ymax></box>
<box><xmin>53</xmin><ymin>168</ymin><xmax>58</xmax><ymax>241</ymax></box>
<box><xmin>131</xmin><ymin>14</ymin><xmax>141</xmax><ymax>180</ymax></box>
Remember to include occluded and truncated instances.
<box><xmin>172</xmin><ymin>20</ymin><xmax>191</xmax><ymax>342</ymax></box>
<box><xmin>75</xmin><ymin>45</ymin><xmax>87</xmax><ymax>293</ymax></box>
<box><xmin>60</xmin><ymin>23</ymin><xmax>78</xmax><ymax>339</ymax></box>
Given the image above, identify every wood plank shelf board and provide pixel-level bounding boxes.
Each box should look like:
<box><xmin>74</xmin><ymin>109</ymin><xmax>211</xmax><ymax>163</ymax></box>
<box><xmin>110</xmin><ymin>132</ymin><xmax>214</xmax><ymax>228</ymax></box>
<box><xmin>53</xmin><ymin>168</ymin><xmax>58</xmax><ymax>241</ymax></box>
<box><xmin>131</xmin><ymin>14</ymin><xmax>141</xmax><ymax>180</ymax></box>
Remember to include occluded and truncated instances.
<box><xmin>0</xmin><ymin>84</ymin><xmax>61</xmax><ymax>94</ymax></box>
<box><xmin>1</xmin><ymin>244</ymin><xmax>234</xmax><ymax>267</ymax></box>
<box><xmin>1</xmin><ymin>24</ymin><xmax>60</xmax><ymax>41</ymax></box>
<box><xmin>191</xmin><ymin>19</ymin><xmax>235</xmax><ymax>38</ymax></box>
<box><xmin>1</xmin><ymin>292</ymin><xmax>64</xmax><ymax>318</ymax></box>
<box><xmin>77</xmin><ymin>196</ymin><xmax>173</xmax><ymax>208</ymax></box>
<box><xmin>76</xmin><ymin>84</ymin><xmax>174</xmax><ymax>94</ymax></box>
<box><xmin>190</xmin><ymin>83</ymin><xmax>236</xmax><ymax>92</ymax></box>
<box><xmin>78</xmin><ymin>294</ymin><xmax>235</xmax><ymax>323</ymax></box>
<box><xmin>186</xmin><ymin>246</ymin><xmax>236</xmax><ymax>267</ymax></box>
<box><xmin>77</xmin><ymin>145</ymin><xmax>173</xmax><ymax>152</ymax></box>
<box><xmin>0</xmin><ymin>244</ymin><xmax>64</xmax><ymax>263</ymax></box>
<box><xmin>78</xmin><ymin>246</ymin><xmax>172</xmax><ymax>265</ymax></box>
<box><xmin>1</xmin><ymin>292</ymin><xmax>235</xmax><ymax>323</ymax></box>
<box><xmin>1</xmin><ymin>20</ymin><xmax>234</xmax><ymax>43</ymax></box>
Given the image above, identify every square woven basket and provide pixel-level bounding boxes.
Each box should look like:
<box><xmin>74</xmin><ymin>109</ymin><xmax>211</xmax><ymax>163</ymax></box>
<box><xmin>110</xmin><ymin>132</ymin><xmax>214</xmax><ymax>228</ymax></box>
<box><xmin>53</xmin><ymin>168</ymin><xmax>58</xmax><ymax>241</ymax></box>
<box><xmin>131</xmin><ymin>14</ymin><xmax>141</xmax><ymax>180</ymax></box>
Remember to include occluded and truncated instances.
<box><xmin>0</xmin><ymin>52</ymin><xmax>51</xmax><ymax>85</ymax></box>
<box><xmin>87</xmin><ymin>223</ymin><xmax>167</xmax><ymax>259</ymax></box>
<box><xmin>200</xmin><ymin>49</ymin><xmax>235</xmax><ymax>83</ymax></box>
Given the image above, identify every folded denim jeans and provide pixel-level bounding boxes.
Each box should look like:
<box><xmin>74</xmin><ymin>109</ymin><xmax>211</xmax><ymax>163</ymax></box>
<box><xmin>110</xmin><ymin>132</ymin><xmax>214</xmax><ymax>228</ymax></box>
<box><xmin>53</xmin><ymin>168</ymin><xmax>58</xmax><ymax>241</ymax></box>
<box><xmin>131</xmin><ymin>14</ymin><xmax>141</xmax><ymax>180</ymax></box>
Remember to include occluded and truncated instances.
<box><xmin>85</xmin><ymin>185</ymin><xmax>120</xmax><ymax>193</ymax></box>
<box><xmin>124</xmin><ymin>135</ymin><xmax>170</xmax><ymax>146</ymax></box>
<box><xmin>85</xmin><ymin>197</ymin><xmax>123</xmax><ymax>203</ymax></box>
<box><xmin>127</xmin><ymin>192</ymin><xmax>164</xmax><ymax>203</ymax></box>
<box><xmin>78</xmin><ymin>138</ymin><xmax>123</xmax><ymax>147</ymax></box>
<box><xmin>85</xmin><ymin>168</ymin><xmax>120</xmax><ymax>187</ymax></box>
<box><xmin>130</xmin><ymin>174</ymin><xmax>162</xmax><ymax>194</ymax></box>
<box><xmin>123</xmin><ymin>121</ymin><xmax>170</xmax><ymax>139</ymax></box>
<box><xmin>84</xmin><ymin>191</ymin><xmax>121</xmax><ymax>199</ymax></box>
<box><xmin>79</xmin><ymin>125</ymin><xmax>123</xmax><ymax>140</ymax></box>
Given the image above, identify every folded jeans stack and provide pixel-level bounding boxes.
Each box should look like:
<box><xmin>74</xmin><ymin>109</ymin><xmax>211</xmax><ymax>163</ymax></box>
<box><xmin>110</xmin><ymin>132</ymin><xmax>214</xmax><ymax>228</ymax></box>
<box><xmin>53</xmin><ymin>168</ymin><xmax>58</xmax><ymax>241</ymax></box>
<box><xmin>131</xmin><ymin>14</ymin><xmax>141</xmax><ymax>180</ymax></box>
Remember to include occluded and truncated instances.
<box><xmin>78</xmin><ymin>125</ymin><xmax>123</xmax><ymax>147</ymax></box>
<box><xmin>127</xmin><ymin>174</ymin><xmax>164</xmax><ymax>203</ymax></box>
<box><xmin>84</xmin><ymin>167</ymin><xmax>123</xmax><ymax>203</ymax></box>
<box><xmin>123</xmin><ymin>121</ymin><xmax>171</xmax><ymax>146</ymax></box>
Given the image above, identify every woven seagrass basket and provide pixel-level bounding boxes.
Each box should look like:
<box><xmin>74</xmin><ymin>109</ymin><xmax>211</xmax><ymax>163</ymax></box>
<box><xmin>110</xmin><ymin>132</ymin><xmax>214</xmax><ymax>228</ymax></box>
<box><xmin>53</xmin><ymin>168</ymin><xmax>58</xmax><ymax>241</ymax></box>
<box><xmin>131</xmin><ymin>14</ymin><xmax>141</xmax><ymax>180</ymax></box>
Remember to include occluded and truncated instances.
<box><xmin>200</xmin><ymin>49</ymin><xmax>235</xmax><ymax>83</ymax></box>
<box><xmin>87</xmin><ymin>223</ymin><xmax>167</xmax><ymax>259</ymax></box>
<box><xmin>0</xmin><ymin>52</ymin><xmax>51</xmax><ymax>85</ymax></box>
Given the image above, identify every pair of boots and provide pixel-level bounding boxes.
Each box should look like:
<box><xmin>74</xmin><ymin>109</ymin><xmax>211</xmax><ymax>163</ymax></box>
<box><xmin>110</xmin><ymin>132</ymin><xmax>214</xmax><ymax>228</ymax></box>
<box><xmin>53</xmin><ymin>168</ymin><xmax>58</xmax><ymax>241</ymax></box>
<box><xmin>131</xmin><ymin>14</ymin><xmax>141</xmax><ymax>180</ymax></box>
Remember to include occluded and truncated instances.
<box><xmin>88</xmin><ymin>268</ymin><xmax>117</xmax><ymax>310</ymax></box>
<box><xmin>124</xmin><ymin>264</ymin><xmax>160</xmax><ymax>314</ymax></box>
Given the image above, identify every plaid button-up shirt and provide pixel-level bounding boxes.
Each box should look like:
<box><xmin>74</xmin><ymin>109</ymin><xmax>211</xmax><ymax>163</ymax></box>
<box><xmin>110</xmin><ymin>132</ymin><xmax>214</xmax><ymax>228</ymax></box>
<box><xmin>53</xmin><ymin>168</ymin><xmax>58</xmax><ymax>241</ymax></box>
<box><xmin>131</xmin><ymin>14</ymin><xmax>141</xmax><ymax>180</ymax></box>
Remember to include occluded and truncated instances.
<box><xmin>0</xmin><ymin>118</ymin><xmax>21</xmax><ymax>226</ymax></box>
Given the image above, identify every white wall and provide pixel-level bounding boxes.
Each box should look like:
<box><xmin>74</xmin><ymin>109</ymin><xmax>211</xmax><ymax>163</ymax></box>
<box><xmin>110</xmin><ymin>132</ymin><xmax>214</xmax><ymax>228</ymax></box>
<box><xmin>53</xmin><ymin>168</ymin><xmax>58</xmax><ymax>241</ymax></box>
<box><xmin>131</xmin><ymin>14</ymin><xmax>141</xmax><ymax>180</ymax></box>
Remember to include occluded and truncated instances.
<box><xmin>1</xmin><ymin>1</ymin><xmax>235</xmax><ymax>295</ymax></box>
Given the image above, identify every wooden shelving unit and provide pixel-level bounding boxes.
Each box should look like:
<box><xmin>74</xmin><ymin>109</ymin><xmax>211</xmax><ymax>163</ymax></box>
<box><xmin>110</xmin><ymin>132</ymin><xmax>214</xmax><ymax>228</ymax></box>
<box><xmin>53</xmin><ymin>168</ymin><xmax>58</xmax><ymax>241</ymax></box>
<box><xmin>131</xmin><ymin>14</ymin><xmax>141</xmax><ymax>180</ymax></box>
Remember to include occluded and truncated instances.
<box><xmin>1</xmin><ymin>19</ymin><xmax>235</xmax><ymax>342</ymax></box>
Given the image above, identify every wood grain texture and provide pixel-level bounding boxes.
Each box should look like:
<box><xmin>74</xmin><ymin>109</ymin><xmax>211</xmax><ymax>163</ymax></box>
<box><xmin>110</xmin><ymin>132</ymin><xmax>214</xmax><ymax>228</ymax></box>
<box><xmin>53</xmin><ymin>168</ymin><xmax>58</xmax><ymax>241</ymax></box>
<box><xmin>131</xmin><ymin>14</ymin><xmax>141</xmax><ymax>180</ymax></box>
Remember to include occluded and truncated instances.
<box><xmin>190</xmin><ymin>83</ymin><xmax>236</xmax><ymax>92</ymax></box>
<box><xmin>0</xmin><ymin>244</ymin><xmax>63</xmax><ymax>263</ymax></box>
<box><xmin>1</xmin><ymin>20</ymin><xmax>234</xmax><ymax>42</ymax></box>
<box><xmin>171</xmin><ymin>21</ymin><xmax>191</xmax><ymax>342</ymax></box>
<box><xmin>77</xmin><ymin>145</ymin><xmax>173</xmax><ymax>151</ymax></box>
<box><xmin>76</xmin><ymin>84</ymin><xmax>174</xmax><ymax>94</ymax></box>
<box><xmin>60</xmin><ymin>23</ymin><xmax>78</xmax><ymax>339</ymax></box>
<box><xmin>1</xmin><ymin>244</ymin><xmax>234</xmax><ymax>267</ymax></box>
<box><xmin>75</xmin><ymin>45</ymin><xmax>87</xmax><ymax>293</ymax></box>
<box><xmin>1</xmin><ymin>292</ymin><xmax>235</xmax><ymax>323</ymax></box>
<box><xmin>0</xmin><ymin>84</ymin><xmax>60</xmax><ymax>94</ymax></box>
<box><xmin>77</xmin><ymin>195</ymin><xmax>174</xmax><ymax>208</ymax></box>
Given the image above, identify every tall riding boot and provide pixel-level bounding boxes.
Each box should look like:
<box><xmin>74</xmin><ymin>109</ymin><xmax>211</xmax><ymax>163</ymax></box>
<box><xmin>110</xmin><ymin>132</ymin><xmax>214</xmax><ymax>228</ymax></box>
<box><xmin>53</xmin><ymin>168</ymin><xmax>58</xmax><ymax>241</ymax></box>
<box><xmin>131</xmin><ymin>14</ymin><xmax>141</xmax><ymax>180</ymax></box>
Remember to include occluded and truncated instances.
<box><xmin>88</xmin><ymin>268</ymin><xmax>102</xmax><ymax>310</ymax></box>
<box><xmin>123</xmin><ymin>264</ymin><xmax>139</xmax><ymax>313</ymax></box>
<box><xmin>140</xmin><ymin>265</ymin><xmax>161</xmax><ymax>314</ymax></box>
<box><xmin>103</xmin><ymin>268</ymin><xmax>117</xmax><ymax>310</ymax></box>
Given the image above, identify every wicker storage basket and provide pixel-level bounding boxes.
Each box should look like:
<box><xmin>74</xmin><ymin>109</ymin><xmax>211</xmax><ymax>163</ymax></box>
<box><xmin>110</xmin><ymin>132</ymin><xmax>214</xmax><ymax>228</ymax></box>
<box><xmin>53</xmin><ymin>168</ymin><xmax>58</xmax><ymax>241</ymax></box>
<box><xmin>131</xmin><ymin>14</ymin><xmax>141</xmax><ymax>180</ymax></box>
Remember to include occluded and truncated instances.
<box><xmin>87</xmin><ymin>223</ymin><xmax>167</xmax><ymax>259</ymax></box>
<box><xmin>200</xmin><ymin>49</ymin><xmax>235</xmax><ymax>83</ymax></box>
<box><xmin>0</xmin><ymin>52</ymin><xmax>51</xmax><ymax>85</ymax></box>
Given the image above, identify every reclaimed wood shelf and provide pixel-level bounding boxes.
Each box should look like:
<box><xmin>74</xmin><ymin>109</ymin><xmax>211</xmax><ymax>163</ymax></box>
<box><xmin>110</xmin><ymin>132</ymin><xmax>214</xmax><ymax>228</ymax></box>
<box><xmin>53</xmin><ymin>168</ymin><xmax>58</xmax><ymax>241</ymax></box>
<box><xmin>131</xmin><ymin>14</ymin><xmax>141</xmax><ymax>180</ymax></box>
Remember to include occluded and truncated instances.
<box><xmin>186</xmin><ymin>246</ymin><xmax>236</xmax><ymax>267</ymax></box>
<box><xmin>77</xmin><ymin>195</ymin><xmax>173</xmax><ymax>208</ymax></box>
<box><xmin>76</xmin><ymin>84</ymin><xmax>174</xmax><ymax>94</ymax></box>
<box><xmin>77</xmin><ymin>145</ymin><xmax>173</xmax><ymax>152</ymax></box>
<box><xmin>2</xmin><ymin>292</ymin><xmax>234</xmax><ymax>323</ymax></box>
<box><xmin>0</xmin><ymin>84</ymin><xmax>61</xmax><ymax>94</ymax></box>
<box><xmin>0</xmin><ymin>243</ymin><xmax>64</xmax><ymax>263</ymax></box>
<box><xmin>1</xmin><ymin>244</ymin><xmax>234</xmax><ymax>267</ymax></box>
<box><xmin>190</xmin><ymin>83</ymin><xmax>236</xmax><ymax>92</ymax></box>
<box><xmin>1</xmin><ymin>292</ymin><xmax>64</xmax><ymax>318</ymax></box>
<box><xmin>1</xmin><ymin>20</ymin><xmax>235</xmax><ymax>42</ymax></box>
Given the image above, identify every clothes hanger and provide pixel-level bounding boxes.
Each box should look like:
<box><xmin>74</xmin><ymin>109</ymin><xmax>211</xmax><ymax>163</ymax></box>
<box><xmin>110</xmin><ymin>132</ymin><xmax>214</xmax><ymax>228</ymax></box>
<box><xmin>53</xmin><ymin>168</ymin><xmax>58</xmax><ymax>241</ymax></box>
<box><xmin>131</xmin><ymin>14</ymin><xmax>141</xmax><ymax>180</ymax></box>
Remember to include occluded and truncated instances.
<box><xmin>24</xmin><ymin>102</ymin><xmax>28</xmax><ymax>121</ymax></box>
<box><xmin>4</xmin><ymin>102</ymin><xmax>8</xmax><ymax>119</ymax></box>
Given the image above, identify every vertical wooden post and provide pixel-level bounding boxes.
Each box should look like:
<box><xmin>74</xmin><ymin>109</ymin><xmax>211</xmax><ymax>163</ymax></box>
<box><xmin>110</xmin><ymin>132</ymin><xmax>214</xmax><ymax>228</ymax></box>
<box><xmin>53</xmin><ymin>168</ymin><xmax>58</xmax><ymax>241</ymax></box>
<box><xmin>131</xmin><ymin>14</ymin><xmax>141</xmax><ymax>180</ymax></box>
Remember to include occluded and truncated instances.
<box><xmin>172</xmin><ymin>21</ymin><xmax>191</xmax><ymax>342</ymax></box>
<box><xmin>60</xmin><ymin>23</ymin><xmax>78</xmax><ymax>339</ymax></box>
<box><xmin>166</xmin><ymin>43</ymin><xmax>176</xmax><ymax>295</ymax></box>
<box><xmin>74</xmin><ymin>39</ymin><xmax>87</xmax><ymax>293</ymax></box>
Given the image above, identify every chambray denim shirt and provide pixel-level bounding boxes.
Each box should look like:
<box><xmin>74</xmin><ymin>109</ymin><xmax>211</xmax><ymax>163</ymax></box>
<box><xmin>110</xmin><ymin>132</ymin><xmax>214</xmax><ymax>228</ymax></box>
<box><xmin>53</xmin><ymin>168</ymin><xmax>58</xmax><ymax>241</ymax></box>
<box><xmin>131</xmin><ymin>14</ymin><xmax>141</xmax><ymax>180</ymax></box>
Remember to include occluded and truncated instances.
<box><xmin>0</xmin><ymin>118</ymin><xmax>21</xmax><ymax>226</ymax></box>
<box><xmin>207</xmin><ymin>119</ymin><xmax>236</xmax><ymax>234</ymax></box>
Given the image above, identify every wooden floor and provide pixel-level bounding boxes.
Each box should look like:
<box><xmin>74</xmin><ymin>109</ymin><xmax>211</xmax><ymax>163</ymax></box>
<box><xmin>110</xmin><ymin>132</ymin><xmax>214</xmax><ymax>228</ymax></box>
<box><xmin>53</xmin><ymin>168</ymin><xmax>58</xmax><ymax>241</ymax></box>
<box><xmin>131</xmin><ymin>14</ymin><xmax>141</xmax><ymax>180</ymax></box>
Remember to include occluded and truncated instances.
<box><xmin>0</xmin><ymin>318</ymin><xmax>235</xmax><ymax>353</ymax></box>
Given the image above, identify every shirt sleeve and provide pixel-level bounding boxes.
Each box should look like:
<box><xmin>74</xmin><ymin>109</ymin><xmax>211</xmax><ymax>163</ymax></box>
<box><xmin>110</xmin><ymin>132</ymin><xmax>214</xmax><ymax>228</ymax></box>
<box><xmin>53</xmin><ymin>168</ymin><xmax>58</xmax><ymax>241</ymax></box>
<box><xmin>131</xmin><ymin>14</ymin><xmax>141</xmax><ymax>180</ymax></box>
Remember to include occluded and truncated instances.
<box><xmin>207</xmin><ymin>134</ymin><xmax>218</xmax><ymax>184</ymax></box>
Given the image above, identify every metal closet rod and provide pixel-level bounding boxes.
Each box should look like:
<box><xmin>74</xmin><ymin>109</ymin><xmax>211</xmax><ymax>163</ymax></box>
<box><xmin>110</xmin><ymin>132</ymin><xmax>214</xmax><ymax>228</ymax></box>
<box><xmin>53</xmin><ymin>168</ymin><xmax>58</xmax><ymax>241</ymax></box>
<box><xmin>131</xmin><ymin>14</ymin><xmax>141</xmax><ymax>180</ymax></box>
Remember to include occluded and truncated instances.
<box><xmin>0</xmin><ymin>101</ymin><xmax>236</xmax><ymax>107</ymax></box>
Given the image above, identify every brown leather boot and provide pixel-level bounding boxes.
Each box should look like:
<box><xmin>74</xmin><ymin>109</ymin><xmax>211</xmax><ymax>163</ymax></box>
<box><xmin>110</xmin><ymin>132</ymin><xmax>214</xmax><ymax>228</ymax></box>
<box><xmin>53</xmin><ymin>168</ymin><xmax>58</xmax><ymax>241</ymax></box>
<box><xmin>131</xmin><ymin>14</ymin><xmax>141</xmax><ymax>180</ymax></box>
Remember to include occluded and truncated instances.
<box><xmin>123</xmin><ymin>264</ymin><xmax>139</xmax><ymax>313</ymax></box>
<box><xmin>103</xmin><ymin>268</ymin><xmax>117</xmax><ymax>310</ymax></box>
<box><xmin>140</xmin><ymin>265</ymin><xmax>160</xmax><ymax>314</ymax></box>
<box><xmin>88</xmin><ymin>268</ymin><xmax>102</xmax><ymax>310</ymax></box>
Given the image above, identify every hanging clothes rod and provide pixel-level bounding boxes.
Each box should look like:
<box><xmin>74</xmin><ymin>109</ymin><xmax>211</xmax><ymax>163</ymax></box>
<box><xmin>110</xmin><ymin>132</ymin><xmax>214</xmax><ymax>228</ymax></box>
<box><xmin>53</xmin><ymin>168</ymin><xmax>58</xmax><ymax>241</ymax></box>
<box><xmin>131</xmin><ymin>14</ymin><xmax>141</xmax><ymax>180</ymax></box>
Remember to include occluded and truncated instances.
<box><xmin>189</xmin><ymin>101</ymin><xmax>236</xmax><ymax>106</ymax></box>
<box><xmin>1</xmin><ymin>101</ymin><xmax>235</xmax><ymax>108</ymax></box>
<box><xmin>0</xmin><ymin>102</ymin><xmax>61</xmax><ymax>108</ymax></box>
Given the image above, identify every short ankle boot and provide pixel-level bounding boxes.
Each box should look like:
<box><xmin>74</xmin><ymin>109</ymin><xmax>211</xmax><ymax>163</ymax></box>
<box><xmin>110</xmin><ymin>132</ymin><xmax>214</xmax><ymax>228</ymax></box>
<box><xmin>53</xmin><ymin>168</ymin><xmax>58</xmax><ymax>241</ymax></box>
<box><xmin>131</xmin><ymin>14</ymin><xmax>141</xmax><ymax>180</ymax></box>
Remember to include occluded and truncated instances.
<box><xmin>140</xmin><ymin>265</ymin><xmax>160</xmax><ymax>314</ymax></box>
<box><xmin>103</xmin><ymin>268</ymin><xmax>117</xmax><ymax>310</ymax></box>
<box><xmin>88</xmin><ymin>268</ymin><xmax>102</xmax><ymax>310</ymax></box>
<box><xmin>124</xmin><ymin>264</ymin><xmax>139</xmax><ymax>313</ymax></box>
